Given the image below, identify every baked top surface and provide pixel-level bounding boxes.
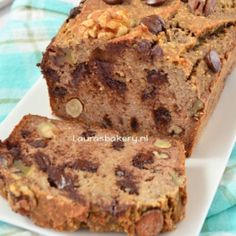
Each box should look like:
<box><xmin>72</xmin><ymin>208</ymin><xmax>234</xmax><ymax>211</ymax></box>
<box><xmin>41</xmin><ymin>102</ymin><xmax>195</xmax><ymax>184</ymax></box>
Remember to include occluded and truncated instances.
<box><xmin>55</xmin><ymin>0</ymin><xmax>236</xmax><ymax>46</ymax></box>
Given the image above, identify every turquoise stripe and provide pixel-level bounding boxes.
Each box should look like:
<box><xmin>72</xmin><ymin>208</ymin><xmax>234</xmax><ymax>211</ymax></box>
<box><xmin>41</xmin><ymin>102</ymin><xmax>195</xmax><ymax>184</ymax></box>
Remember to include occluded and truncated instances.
<box><xmin>0</xmin><ymin>89</ymin><xmax>28</xmax><ymax>99</ymax></box>
<box><xmin>12</xmin><ymin>0</ymin><xmax>74</xmax><ymax>15</ymax></box>
<box><xmin>202</xmin><ymin>205</ymin><xmax>236</xmax><ymax>232</ymax></box>
<box><xmin>0</xmin><ymin>103</ymin><xmax>19</xmax><ymax>116</ymax></box>
<box><xmin>201</xmin><ymin>233</ymin><xmax>236</xmax><ymax>236</ymax></box>
<box><xmin>207</xmin><ymin>186</ymin><xmax>236</xmax><ymax>217</ymax></box>
<box><xmin>206</xmin><ymin>145</ymin><xmax>236</xmax><ymax>218</ymax></box>
<box><xmin>0</xmin><ymin>115</ymin><xmax>7</xmax><ymax>123</ymax></box>
<box><xmin>0</xmin><ymin>53</ymin><xmax>41</xmax><ymax>89</ymax></box>
<box><xmin>0</xmin><ymin>222</ymin><xmax>34</xmax><ymax>235</ymax></box>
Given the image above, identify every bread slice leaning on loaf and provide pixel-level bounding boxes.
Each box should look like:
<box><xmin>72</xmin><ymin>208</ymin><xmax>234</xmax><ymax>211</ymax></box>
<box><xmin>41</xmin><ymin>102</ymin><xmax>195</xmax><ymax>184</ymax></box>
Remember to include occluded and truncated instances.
<box><xmin>0</xmin><ymin>114</ymin><xmax>186</xmax><ymax>235</ymax></box>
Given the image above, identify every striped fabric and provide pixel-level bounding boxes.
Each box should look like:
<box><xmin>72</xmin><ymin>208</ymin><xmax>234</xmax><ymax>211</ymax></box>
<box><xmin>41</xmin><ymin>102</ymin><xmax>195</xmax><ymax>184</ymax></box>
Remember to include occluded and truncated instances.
<box><xmin>201</xmin><ymin>145</ymin><xmax>236</xmax><ymax>235</ymax></box>
<box><xmin>0</xmin><ymin>0</ymin><xmax>236</xmax><ymax>235</ymax></box>
<box><xmin>0</xmin><ymin>0</ymin><xmax>75</xmax><ymax>122</ymax></box>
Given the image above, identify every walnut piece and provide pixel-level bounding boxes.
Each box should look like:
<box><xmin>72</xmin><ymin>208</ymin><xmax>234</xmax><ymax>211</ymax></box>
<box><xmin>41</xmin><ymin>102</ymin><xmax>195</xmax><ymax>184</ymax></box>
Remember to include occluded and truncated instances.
<box><xmin>14</xmin><ymin>160</ymin><xmax>31</xmax><ymax>176</ymax></box>
<box><xmin>37</xmin><ymin>122</ymin><xmax>57</xmax><ymax>138</ymax></box>
<box><xmin>9</xmin><ymin>184</ymin><xmax>34</xmax><ymax>198</ymax></box>
<box><xmin>168</xmin><ymin>125</ymin><xmax>183</xmax><ymax>135</ymax></box>
<box><xmin>153</xmin><ymin>151</ymin><xmax>169</xmax><ymax>159</ymax></box>
<box><xmin>79</xmin><ymin>9</ymin><xmax>136</xmax><ymax>40</ymax></box>
<box><xmin>8</xmin><ymin>184</ymin><xmax>37</xmax><ymax>214</ymax></box>
<box><xmin>154</xmin><ymin>138</ymin><xmax>172</xmax><ymax>149</ymax></box>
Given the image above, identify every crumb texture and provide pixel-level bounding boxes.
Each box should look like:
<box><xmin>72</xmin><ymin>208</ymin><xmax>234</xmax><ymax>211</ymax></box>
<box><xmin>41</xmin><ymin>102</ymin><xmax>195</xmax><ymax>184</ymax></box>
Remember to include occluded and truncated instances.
<box><xmin>0</xmin><ymin>115</ymin><xmax>186</xmax><ymax>235</ymax></box>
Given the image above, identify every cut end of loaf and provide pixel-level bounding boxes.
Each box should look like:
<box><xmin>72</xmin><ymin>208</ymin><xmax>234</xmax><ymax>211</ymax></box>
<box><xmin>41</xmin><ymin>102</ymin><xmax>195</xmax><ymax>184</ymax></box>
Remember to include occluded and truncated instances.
<box><xmin>40</xmin><ymin>0</ymin><xmax>236</xmax><ymax>156</ymax></box>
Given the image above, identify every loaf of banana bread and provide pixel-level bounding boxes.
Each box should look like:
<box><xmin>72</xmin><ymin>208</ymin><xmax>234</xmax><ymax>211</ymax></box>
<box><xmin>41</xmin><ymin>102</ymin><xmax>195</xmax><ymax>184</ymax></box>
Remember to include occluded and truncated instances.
<box><xmin>40</xmin><ymin>0</ymin><xmax>236</xmax><ymax>156</ymax></box>
<box><xmin>0</xmin><ymin>115</ymin><xmax>186</xmax><ymax>235</ymax></box>
<box><xmin>41</xmin><ymin>0</ymin><xmax>236</xmax><ymax>158</ymax></box>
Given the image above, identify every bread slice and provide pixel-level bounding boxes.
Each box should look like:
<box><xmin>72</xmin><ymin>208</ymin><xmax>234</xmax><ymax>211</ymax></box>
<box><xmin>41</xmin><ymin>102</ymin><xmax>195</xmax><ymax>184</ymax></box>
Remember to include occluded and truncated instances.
<box><xmin>0</xmin><ymin>115</ymin><xmax>186</xmax><ymax>235</ymax></box>
<box><xmin>40</xmin><ymin>0</ymin><xmax>236</xmax><ymax>156</ymax></box>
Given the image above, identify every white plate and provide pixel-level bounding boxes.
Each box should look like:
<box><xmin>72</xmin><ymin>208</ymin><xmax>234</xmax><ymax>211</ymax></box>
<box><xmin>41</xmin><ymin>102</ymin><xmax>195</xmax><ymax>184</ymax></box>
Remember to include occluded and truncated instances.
<box><xmin>0</xmin><ymin>70</ymin><xmax>236</xmax><ymax>236</ymax></box>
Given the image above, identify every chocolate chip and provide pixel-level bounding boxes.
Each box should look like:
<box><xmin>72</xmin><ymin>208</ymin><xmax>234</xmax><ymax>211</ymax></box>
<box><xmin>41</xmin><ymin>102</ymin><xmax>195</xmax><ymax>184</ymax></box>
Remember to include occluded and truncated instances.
<box><xmin>135</xmin><ymin>210</ymin><xmax>164</xmax><ymax>236</ymax></box>
<box><xmin>6</xmin><ymin>141</ymin><xmax>21</xmax><ymax>159</ymax></box>
<box><xmin>108</xmin><ymin>200</ymin><xmax>127</xmax><ymax>216</ymax></box>
<box><xmin>205</xmin><ymin>50</ymin><xmax>221</xmax><ymax>73</ymax></box>
<box><xmin>47</xmin><ymin>167</ymin><xmax>73</xmax><ymax>190</ymax></box>
<box><xmin>97</xmin><ymin>60</ymin><xmax>127</xmax><ymax>93</ymax></box>
<box><xmin>43</xmin><ymin>68</ymin><xmax>60</xmax><ymax>82</ymax></box>
<box><xmin>28</xmin><ymin>139</ymin><xmax>48</xmax><ymax>148</ymax></box>
<box><xmin>115</xmin><ymin>169</ymin><xmax>125</xmax><ymax>177</ymax></box>
<box><xmin>52</xmin><ymin>86</ymin><xmax>67</xmax><ymax>97</ymax></box>
<box><xmin>67</xmin><ymin>0</ymin><xmax>87</xmax><ymax>21</ymax></box>
<box><xmin>147</xmin><ymin>69</ymin><xmax>168</xmax><ymax>85</ymax></box>
<box><xmin>153</xmin><ymin>107</ymin><xmax>171</xmax><ymax>126</ymax></box>
<box><xmin>140</xmin><ymin>15</ymin><xmax>165</xmax><ymax>35</ymax></box>
<box><xmin>188</xmin><ymin>0</ymin><xmax>204</xmax><ymax>15</ymax></box>
<box><xmin>103</xmin><ymin>0</ymin><xmax>124</xmax><ymax>4</ymax></box>
<box><xmin>145</xmin><ymin>176</ymin><xmax>155</xmax><ymax>182</ymax></box>
<box><xmin>10</xmin><ymin>147</ymin><xmax>20</xmax><ymax>158</ymax></box>
<box><xmin>57</xmin><ymin>172</ymin><xmax>79</xmax><ymax>192</ymax></box>
<box><xmin>5</xmin><ymin>141</ymin><xmax>16</xmax><ymax>150</ymax></box>
<box><xmin>34</xmin><ymin>151</ymin><xmax>50</xmax><ymax>172</ymax></box>
<box><xmin>151</xmin><ymin>45</ymin><xmax>164</xmax><ymax>60</ymax></box>
<box><xmin>102</xmin><ymin>115</ymin><xmax>113</xmax><ymax>128</ymax></box>
<box><xmin>136</xmin><ymin>40</ymin><xmax>153</xmax><ymax>55</ymax></box>
<box><xmin>0</xmin><ymin>173</ymin><xmax>4</xmax><ymax>180</ymax></box>
<box><xmin>130</xmin><ymin>117</ymin><xmax>140</xmax><ymax>132</ymax></box>
<box><xmin>67</xmin><ymin>188</ymin><xmax>86</xmax><ymax>204</ymax></box>
<box><xmin>132</xmin><ymin>152</ymin><xmax>154</xmax><ymax>169</ymax></box>
<box><xmin>146</xmin><ymin>0</ymin><xmax>166</xmax><ymax>6</ymax></box>
<box><xmin>112</xmin><ymin>140</ymin><xmax>125</xmax><ymax>151</ymax></box>
<box><xmin>142</xmin><ymin>86</ymin><xmax>156</xmax><ymax>101</ymax></box>
<box><xmin>115</xmin><ymin>166</ymin><xmax>132</xmax><ymax>178</ymax></box>
<box><xmin>21</xmin><ymin>130</ymin><xmax>31</xmax><ymax>139</ymax></box>
<box><xmin>117</xmin><ymin>179</ymin><xmax>139</xmax><ymax>195</ymax></box>
<box><xmin>72</xmin><ymin>159</ymin><xmax>99</xmax><ymax>173</ymax></box>
<box><xmin>188</xmin><ymin>0</ymin><xmax>216</xmax><ymax>16</ymax></box>
<box><xmin>68</xmin><ymin>7</ymin><xmax>81</xmax><ymax>19</ymax></box>
<box><xmin>103</xmin><ymin>43</ymin><xmax>127</xmax><ymax>58</ymax></box>
<box><xmin>104</xmin><ymin>78</ymin><xmax>127</xmax><ymax>93</ymax></box>
<box><xmin>204</xmin><ymin>0</ymin><xmax>216</xmax><ymax>16</ymax></box>
<box><xmin>71</xmin><ymin>63</ymin><xmax>90</xmax><ymax>86</ymax></box>
<box><xmin>81</xmin><ymin>130</ymin><xmax>96</xmax><ymax>139</ymax></box>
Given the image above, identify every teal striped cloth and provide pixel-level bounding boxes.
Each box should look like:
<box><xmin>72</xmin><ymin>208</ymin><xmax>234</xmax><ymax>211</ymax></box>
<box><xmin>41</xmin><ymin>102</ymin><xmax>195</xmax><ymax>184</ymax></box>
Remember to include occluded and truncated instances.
<box><xmin>0</xmin><ymin>1</ymin><xmax>236</xmax><ymax>235</ymax></box>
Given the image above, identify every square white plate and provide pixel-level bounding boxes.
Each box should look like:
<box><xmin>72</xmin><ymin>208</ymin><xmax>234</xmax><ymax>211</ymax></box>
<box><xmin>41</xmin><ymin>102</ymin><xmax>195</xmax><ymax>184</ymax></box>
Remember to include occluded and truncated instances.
<box><xmin>0</xmin><ymin>70</ymin><xmax>236</xmax><ymax>236</ymax></box>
